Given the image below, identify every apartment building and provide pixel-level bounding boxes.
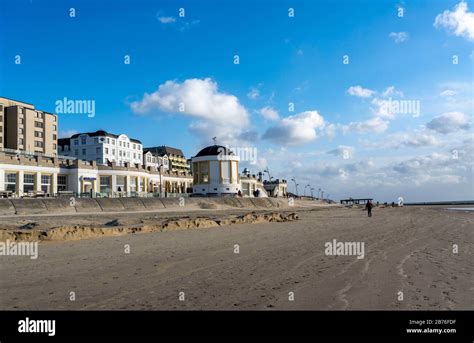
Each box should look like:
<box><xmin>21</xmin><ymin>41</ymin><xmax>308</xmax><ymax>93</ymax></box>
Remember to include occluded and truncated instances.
<box><xmin>144</xmin><ymin>146</ymin><xmax>190</xmax><ymax>172</ymax></box>
<box><xmin>143</xmin><ymin>150</ymin><xmax>170</xmax><ymax>170</ymax></box>
<box><xmin>0</xmin><ymin>97</ymin><xmax>58</xmax><ymax>155</ymax></box>
<box><xmin>58</xmin><ymin>130</ymin><xmax>142</xmax><ymax>166</ymax></box>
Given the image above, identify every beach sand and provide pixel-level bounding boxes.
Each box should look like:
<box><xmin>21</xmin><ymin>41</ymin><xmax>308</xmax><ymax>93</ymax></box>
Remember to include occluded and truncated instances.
<box><xmin>0</xmin><ymin>205</ymin><xmax>472</xmax><ymax>310</ymax></box>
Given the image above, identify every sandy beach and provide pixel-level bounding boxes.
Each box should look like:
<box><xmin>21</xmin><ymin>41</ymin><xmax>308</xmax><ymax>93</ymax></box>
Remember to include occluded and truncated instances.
<box><xmin>0</xmin><ymin>204</ymin><xmax>472</xmax><ymax>310</ymax></box>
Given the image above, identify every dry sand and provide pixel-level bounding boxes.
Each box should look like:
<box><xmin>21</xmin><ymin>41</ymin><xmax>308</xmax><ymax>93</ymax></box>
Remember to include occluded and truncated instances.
<box><xmin>0</xmin><ymin>205</ymin><xmax>472</xmax><ymax>310</ymax></box>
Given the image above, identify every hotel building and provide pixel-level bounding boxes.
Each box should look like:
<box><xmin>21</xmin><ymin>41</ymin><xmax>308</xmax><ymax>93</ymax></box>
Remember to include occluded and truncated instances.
<box><xmin>58</xmin><ymin>130</ymin><xmax>142</xmax><ymax>166</ymax></box>
<box><xmin>144</xmin><ymin>146</ymin><xmax>190</xmax><ymax>172</ymax></box>
<box><xmin>0</xmin><ymin>97</ymin><xmax>58</xmax><ymax>155</ymax></box>
<box><xmin>0</xmin><ymin>149</ymin><xmax>192</xmax><ymax>197</ymax></box>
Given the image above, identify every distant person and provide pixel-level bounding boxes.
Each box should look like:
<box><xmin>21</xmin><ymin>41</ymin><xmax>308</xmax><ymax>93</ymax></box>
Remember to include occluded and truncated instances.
<box><xmin>237</xmin><ymin>190</ymin><xmax>242</xmax><ymax>197</ymax></box>
<box><xmin>365</xmin><ymin>200</ymin><xmax>373</xmax><ymax>217</ymax></box>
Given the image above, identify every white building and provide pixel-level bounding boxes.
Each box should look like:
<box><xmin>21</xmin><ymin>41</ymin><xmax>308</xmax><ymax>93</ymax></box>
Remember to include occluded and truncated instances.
<box><xmin>58</xmin><ymin>130</ymin><xmax>142</xmax><ymax>167</ymax></box>
<box><xmin>143</xmin><ymin>150</ymin><xmax>169</xmax><ymax>171</ymax></box>
<box><xmin>0</xmin><ymin>149</ymin><xmax>192</xmax><ymax>197</ymax></box>
<box><xmin>191</xmin><ymin>145</ymin><xmax>240</xmax><ymax>196</ymax></box>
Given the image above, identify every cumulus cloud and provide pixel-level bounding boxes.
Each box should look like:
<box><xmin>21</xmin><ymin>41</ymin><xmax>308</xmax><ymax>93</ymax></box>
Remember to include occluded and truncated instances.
<box><xmin>389</xmin><ymin>31</ymin><xmax>409</xmax><ymax>43</ymax></box>
<box><xmin>130</xmin><ymin>78</ymin><xmax>250</xmax><ymax>145</ymax></box>
<box><xmin>263</xmin><ymin>110</ymin><xmax>325</xmax><ymax>145</ymax></box>
<box><xmin>434</xmin><ymin>1</ymin><xmax>474</xmax><ymax>41</ymax></box>
<box><xmin>258</xmin><ymin>106</ymin><xmax>279</xmax><ymax>121</ymax></box>
<box><xmin>387</xmin><ymin>131</ymin><xmax>440</xmax><ymax>148</ymax></box>
<box><xmin>131</xmin><ymin>78</ymin><xmax>249</xmax><ymax>125</ymax></box>
<box><xmin>347</xmin><ymin>85</ymin><xmax>375</xmax><ymax>98</ymax></box>
<box><xmin>343</xmin><ymin>117</ymin><xmax>389</xmax><ymax>134</ymax></box>
<box><xmin>327</xmin><ymin>146</ymin><xmax>355</xmax><ymax>159</ymax></box>
<box><xmin>426</xmin><ymin>111</ymin><xmax>471</xmax><ymax>134</ymax></box>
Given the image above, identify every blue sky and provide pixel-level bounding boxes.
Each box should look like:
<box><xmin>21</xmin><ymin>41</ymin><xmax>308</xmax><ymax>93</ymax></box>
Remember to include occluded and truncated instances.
<box><xmin>1</xmin><ymin>0</ymin><xmax>473</xmax><ymax>202</ymax></box>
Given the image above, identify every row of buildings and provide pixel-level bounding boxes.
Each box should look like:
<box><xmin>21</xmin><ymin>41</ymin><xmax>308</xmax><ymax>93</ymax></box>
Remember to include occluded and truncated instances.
<box><xmin>0</xmin><ymin>97</ymin><xmax>287</xmax><ymax>198</ymax></box>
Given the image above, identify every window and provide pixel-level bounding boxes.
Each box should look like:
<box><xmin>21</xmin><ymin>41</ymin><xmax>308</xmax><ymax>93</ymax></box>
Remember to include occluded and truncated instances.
<box><xmin>199</xmin><ymin>162</ymin><xmax>209</xmax><ymax>183</ymax></box>
<box><xmin>127</xmin><ymin>142</ymin><xmax>130</xmax><ymax>148</ymax></box>
<box><xmin>19</xmin><ymin>128</ymin><xmax>23</xmax><ymax>134</ymax></box>
<box><xmin>53</xmin><ymin>134</ymin><xmax>57</xmax><ymax>140</ymax></box>
<box><xmin>53</xmin><ymin>125</ymin><xmax>57</xmax><ymax>131</ymax></box>
<box><xmin>96</xmin><ymin>147</ymin><xmax>100</xmax><ymax>154</ymax></box>
<box><xmin>34</xmin><ymin>131</ymin><xmax>43</xmax><ymax>138</ymax></box>
<box><xmin>53</xmin><ymin>143</ymin><xmax>57</xmax><ymax>150</ymax></box>
<box><xmin>0</xmin><ymin>105</ymin><xmax>3</xmax><ymax>111</ymax></box>
<box><xmin>5</xmin><ymin>173</ymin><xmax>16</xmax><ymax>192</ymax></box>
<box><xmin>19</xmin><ymin>138</ymin><xmax>24</xmax><ymax>145</ymax></box>
<box><xmin>112</xmin><ymin>149</ymin><xmax>115</xmax><ymax>155</ymax></box>
<box><xmin>133</xmin><ymin>144</ymin><xmax>136</xmax><ymax>149</ymax></box>
<box><xmin>94</xmin><ymin>138</ymin><xmax>98</xmax><ymax>144</ymax></box>
<box><xmin>105</xmin><ymin>148</ymin><xmax>109</xmax><ymax>154</ymax></box>
<box><xmin>23</xmin><ymin>174</ymin><xmax>35</xmax><ymax>193</ymax></box>
<box><xmin>116</xmin><ymin>176</ymin><xmax>125</xmax><ymax>192</ymax></box>
<box><xmin>34</xmin><ymin>141</ymin><xmax>44</xmax><ymax>148</ymax></box>
<box><xmin>100</xmin><ymin>176</ymin><xmax>111</xmax><ymax>193</ymax></box>
<box><xmin>41</xmin><ymin>175</ymin><xmax>51</xmax><ymax>193</ymax></box>
<box><xmin>57</xmin><ymin>175</ymin><xmax>67</xmax><ymax>191</ymax></box>
<box><xmin>82</xmin><ymin>148</ymin><xmax>86</xmax><ymax>155</ymax></box>
<box><xmin>35</xmin><ymin>121</ymin><xmax>44</xmax><ymax>128</ymax></box>
<box><xmin>74</xmin><ymin>139</ymin><xmax>78</xmax><ymax>145</ymax></box>
<box><xmin>81</xmin><ymin>136</ymin><xmax>86</xmax><ymax>144</ymax></box>
<box><xmin>75</xmin><ymin>149</ymin><xmax>79</xmax><ymax>155</ymax></box>
<box><xmin>106</xmin><ymin>138</ymin><xmax>110</xmax><ymax>144</ymax></box>
<box><xmin>53</xmin><ymin>116</ymin><xmax>57</xmax><ymax>122</ymax></box>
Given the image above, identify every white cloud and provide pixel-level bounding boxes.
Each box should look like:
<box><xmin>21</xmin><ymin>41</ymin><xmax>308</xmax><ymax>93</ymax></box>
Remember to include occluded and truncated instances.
<box><xmin>327</xmin><ymin>146</ymin><xmax>355</xmax><ymax>159</ymax></box>
<box><xmin>440</xmin><ymin>89</ymin><xmax>456</xmax><ymax>97</ymax></box>
<box><xmin>131</xmin><ymin>78</ymin><xmax>249</xmax><ymax>125</ymax></box>
<box><xmin>247</xmin><ymin>88</ymin><xmax>260</xmax><ymax>100</ymax></box>
<box><xmin>130</xmin><ymin>78</ymin><xmax>249</xmax><ymax>145</ymax></box>
<box><xmin>382</xmin><ymin>86</ymin><xmax>403</xmax><ymax>98</ymax></box>
<box><xmin>347</xmin><ymin>85</ymin><xmax>375</xmax><ymax>98</ymax></box>
<box><xmin>426</xmin><ymin>111</ymin><xmax>471</xmax><ymax>134</ymax></box>
<box><xmin>343</xmin><ymin>117</ymin><xmax>389</xmax><ymax>134</ymax></box>
<box><xmin>389</xmin><ymin>31</ymin><xmax>409</xmax><ymax>43</ymax></box>
<box><xmin>158</xmin><ymin>16</ymin><xmax>176</xmax><ymax>24</ymax></box>
<box><xmin>434</xmin><ymin>1</ymin><xmax>474</xmax><ymax>41</ymax></box>
<box><xmin>258</xmin><ymin>106</ymin><xmax>279</xmax><ymax>121</ymax></box>
<box><xmin>263</xmin><ymin>110</ymin><xmax>325</xmax><ymax>145</ymax></box>
<box><xmin>386</xmin><ymin>131</ymin><xmax>440</xmax><ymax>148</ymax></box>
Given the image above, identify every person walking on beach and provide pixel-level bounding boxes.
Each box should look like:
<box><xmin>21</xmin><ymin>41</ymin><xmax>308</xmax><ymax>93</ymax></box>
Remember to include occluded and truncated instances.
<box><xmin>365</xmin><ymin>200</ymin><xmax>373</xmax><ymax>217</ymax></box>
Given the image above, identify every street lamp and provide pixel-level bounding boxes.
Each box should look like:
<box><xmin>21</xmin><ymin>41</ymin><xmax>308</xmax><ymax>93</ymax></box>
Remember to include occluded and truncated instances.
<box><xmin>157</xmin><ymin>163</ymin><xmax>164</xmax><ymax>198</ymax></box>
<box><xmin>291</xmin><ymin>177</ymin><xmax>299</xmax><ymax>196</ymax></box>
<box><xmin>264</xmin><ymin>167</ymin><xmax>272</xmax><ymax>181</ymax></box>
<box><xmin>310</xmin><ymin>187</ymin><xmax>315</xmax><ymax>199</ymax></box>
<box><xmin>321</xmin><ymin>190</ymin><xmax>324</xmax><ymax>199</ymax></box>
<box><xmin>318</xmin><ymin>188</ymin><xmax>321</xmax><ymax>199</ymax></box>
<box><xmin>304</xmin><ymin>184</ymin><xmax>310</xmax><ymax>196</ymax></box>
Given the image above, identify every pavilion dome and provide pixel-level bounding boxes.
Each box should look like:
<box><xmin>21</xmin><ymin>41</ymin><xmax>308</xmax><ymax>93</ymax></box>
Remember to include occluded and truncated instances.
<box><xmin>195</xmin><ymin>145</ymin><xmax>234</xmax><ymax>158</ymax></box>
